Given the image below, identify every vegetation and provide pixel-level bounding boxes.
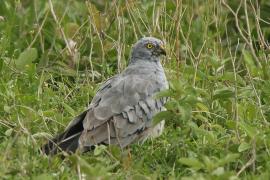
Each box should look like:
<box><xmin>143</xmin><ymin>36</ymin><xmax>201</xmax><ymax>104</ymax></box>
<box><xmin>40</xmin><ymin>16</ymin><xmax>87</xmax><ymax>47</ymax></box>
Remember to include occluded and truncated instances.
<box><xmin>1</xmin><ymin>0</ymin><xmax>270</xmax><ymax>179</ymax></box>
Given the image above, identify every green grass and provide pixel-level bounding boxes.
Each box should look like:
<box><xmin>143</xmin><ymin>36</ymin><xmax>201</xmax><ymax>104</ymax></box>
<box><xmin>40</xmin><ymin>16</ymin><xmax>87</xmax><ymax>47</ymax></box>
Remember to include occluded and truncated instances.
<box><xmin>1</xmin><ymin>0</ymin><xmax>270</xmax><ymax>179</ymax></box>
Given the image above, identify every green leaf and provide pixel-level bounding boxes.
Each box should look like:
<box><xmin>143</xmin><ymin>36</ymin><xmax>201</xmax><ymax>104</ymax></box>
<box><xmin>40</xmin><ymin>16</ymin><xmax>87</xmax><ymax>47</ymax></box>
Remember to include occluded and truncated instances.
<box><xmin>165</xmin><ymin>100</ymin><xmax>179</xmax><ymax>111</ymax></box>
<box><xmin>94</xmin><ymin>145</ymin><xmax>106</xmax><ymax>156</ymax></box>
<box><xmin>155</xmin><ymin>89</ymin><xmax>172</xmax><ymax>99</ymax></box>
<box><xmin>179</xmin><ymin>157</ymin><xmax>204</xmax><ymax>170</ymax></box>
<box><xmin>192</xmin><ymin>126</ymin><xmax>216</xmax><ymax>143</ymax></box>
<box><xmin>169</xmin><ymin>79</ymin><xmax>184</xmax><ymax>93</ymax></box>
<box><xmin>202</xmin><ymin>156</ymin><xmax>215</xmax><ymax>171</ymax></box>
<box><xmin>64</xmin><ymin>22</ymin><xmax>80</xmax><ymax>38</ymax></box>
<box><xmin>221</xmin><ymin>72</ymin><xmax>246</xmax><ymax>86</ymax></box>
<box><xmin>15</xmin><ymin>48</ymin><xmax>38</xmax><ymax>71</ymax></box>
<box><xmin>5</xmin><ymin>128</ymin><xmax>13</xmax><ymax>136</ymax></box>
<box><xmin>242</xmin><ymin>50</ymin><xmax>260</xmax><ymax>76</ymax></box>
<box><xmin>196</xmin><ymin>102</ymin><xmax>209</xmax><ymax>112</ymax></box>
<box><xmin>226</xmin><ymin>120</ymin><xmax>237</xmax><ymax>129</ymax></box>
<box><xmin>4</xmin><ymin>105</ymin><xmax>11</xmax><ymax>113</ymax></box>
<box><xmin>179</xmin><ymin>103</ymin><xmax>192</xmax><ymax>121</ymax></box>
<box><xmin>239</xmin><ymin>121</ymin><xmax>258</xmax><ymax>138</ymax></box>
<box><xmin>246</xmin><ymin>103</ymin><xmax>257</xmax><ymax>121</ymax></box>
<box><xmin>61</xmin><ymin>102</ymin><xmax>75</xmax><ymax>116</ymax></box>
<box><xmin>218</xmin><ymin>153</ymin><xmax>239</xmax><ymax>166</ymax></box>
<box><xmin>213</xmin><ymin>88</ymin><xmax>235</xmax><ymax>100</ymax></box>
<box><xmin>194</xmin><ymin>114</ymin><xmax>208</xmax><ymax>123</ymax></box>
<box><xmin>153</xmin><ymin>111</ymin><xmax>173</xmax><ymax>125</ymax></box>
<box><xmin>238</xmin><ymin>142</ymin><xmax>251</xmax><ymax>152</ymax></box>
<box><xmin>243</xmin><ymin>50</ymin><xmax>255</xmax><ymax>68</ymax></box>
<box><xmin>211</xmin><ymin>167</ymin><xmax>224</xmax><ymax>176</ymax></box>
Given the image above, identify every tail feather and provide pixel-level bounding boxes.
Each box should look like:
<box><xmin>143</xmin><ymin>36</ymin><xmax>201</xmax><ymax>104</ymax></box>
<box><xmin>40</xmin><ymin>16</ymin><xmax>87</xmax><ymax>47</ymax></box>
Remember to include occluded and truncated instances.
<box><xmin>42</xmin><ymin>111</ymin><xmax>87</xmax><ymax>155</ymax></box>
<box><xmin>42</xmin><ymin>131</ymin><xmax>82</xmax><ymax>155</ymax></box>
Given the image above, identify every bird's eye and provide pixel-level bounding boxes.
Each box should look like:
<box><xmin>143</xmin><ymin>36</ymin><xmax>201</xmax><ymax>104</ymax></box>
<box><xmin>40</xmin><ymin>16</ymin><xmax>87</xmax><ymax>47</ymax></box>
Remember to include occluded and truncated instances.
<box><xmin>146</xmin><ymin>43</ymin><xmax>154</xmax><ymax>49</ymax></box>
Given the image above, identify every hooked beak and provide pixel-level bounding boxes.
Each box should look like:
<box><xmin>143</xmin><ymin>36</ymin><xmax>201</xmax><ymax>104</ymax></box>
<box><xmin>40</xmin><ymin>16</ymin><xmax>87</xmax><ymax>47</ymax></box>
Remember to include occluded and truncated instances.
<box><xmin>158</xmin><ymin>44</ymin><xmax>166</xmax><ymax>56</ymax></box>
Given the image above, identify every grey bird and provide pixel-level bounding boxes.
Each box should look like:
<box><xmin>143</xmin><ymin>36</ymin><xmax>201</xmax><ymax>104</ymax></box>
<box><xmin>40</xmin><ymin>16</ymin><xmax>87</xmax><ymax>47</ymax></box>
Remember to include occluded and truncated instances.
<box><xmin>42</xmin><ymin>37</ymin><xmax>168</xmax><ymax>155</ymax></box>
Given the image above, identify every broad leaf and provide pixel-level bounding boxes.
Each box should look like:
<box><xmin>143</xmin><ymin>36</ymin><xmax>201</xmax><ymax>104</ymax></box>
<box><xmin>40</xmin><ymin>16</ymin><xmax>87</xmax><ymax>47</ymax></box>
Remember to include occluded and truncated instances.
<box><xmin>15</xmin><ymin>48</ymin><xmax>38</xmax><ymax>71</ymax></box>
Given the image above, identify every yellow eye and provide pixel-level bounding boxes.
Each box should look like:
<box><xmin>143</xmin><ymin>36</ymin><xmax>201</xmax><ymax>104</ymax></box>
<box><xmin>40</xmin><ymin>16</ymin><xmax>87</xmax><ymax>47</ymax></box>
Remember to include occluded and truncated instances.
<box><xmin>146</xmin><ymin>43</ymin><xmax>153</xmax><ymax>49</ymax></box>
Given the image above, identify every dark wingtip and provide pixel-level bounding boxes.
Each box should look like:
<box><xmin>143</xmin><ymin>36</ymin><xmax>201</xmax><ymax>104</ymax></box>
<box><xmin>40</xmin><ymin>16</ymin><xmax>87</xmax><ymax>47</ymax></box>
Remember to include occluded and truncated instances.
<box><xmin>40</xmin><ymin>132</ymin><xmax>82</xmax><ymax>156</ymax></box>
<box><xmin>40</xmin><ymin>139</ymin><xmax>60</xmax><ymax>156</ymax></box>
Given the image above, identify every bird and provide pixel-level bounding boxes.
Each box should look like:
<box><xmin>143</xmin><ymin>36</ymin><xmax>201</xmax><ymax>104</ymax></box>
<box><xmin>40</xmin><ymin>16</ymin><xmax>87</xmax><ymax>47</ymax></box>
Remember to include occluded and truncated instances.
<box><xmin>42</xmin><ymin>37</ymin><xmax>168</xmax><ymax>155</ymax></box>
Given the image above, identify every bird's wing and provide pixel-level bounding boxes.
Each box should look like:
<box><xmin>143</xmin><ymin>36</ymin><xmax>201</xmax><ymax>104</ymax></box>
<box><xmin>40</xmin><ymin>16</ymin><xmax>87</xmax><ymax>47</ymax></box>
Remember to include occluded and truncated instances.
<box><xmin>63</xmin><ymin>75</ymin><xmax>118</xmax><ymax>131</ymax></box>
<box><xmin>79</xmin><ymin>67</ymin><xmax>166</xmax><ymax>149</ymax></box>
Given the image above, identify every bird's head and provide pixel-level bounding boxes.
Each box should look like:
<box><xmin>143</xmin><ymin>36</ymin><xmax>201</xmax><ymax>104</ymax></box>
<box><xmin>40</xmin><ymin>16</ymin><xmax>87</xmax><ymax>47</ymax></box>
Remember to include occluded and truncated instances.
<box><xmin>130</xmin><ymin>37</ymin><xmax>166</xmax><ymax>63</ymax></box>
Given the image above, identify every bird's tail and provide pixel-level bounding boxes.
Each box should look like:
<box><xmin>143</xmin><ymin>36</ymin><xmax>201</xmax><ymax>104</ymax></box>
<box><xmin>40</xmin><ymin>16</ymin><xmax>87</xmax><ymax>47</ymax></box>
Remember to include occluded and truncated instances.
<box><xmin>41</xmin><ymin>111</ymin><xmax>87</xmax><ymax>155</ymax></box>
<box><xmin>41</xmin><ymin>131</ymin><xmax>82</xmax><ymax>155</ymax></box>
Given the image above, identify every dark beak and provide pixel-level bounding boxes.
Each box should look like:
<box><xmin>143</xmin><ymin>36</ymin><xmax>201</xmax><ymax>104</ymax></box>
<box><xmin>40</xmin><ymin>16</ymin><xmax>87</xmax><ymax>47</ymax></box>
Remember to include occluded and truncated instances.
<box><xmin>158</xmin><ymin>44</ymin><xmax>166</xmax><ymax>56</ymax></box>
